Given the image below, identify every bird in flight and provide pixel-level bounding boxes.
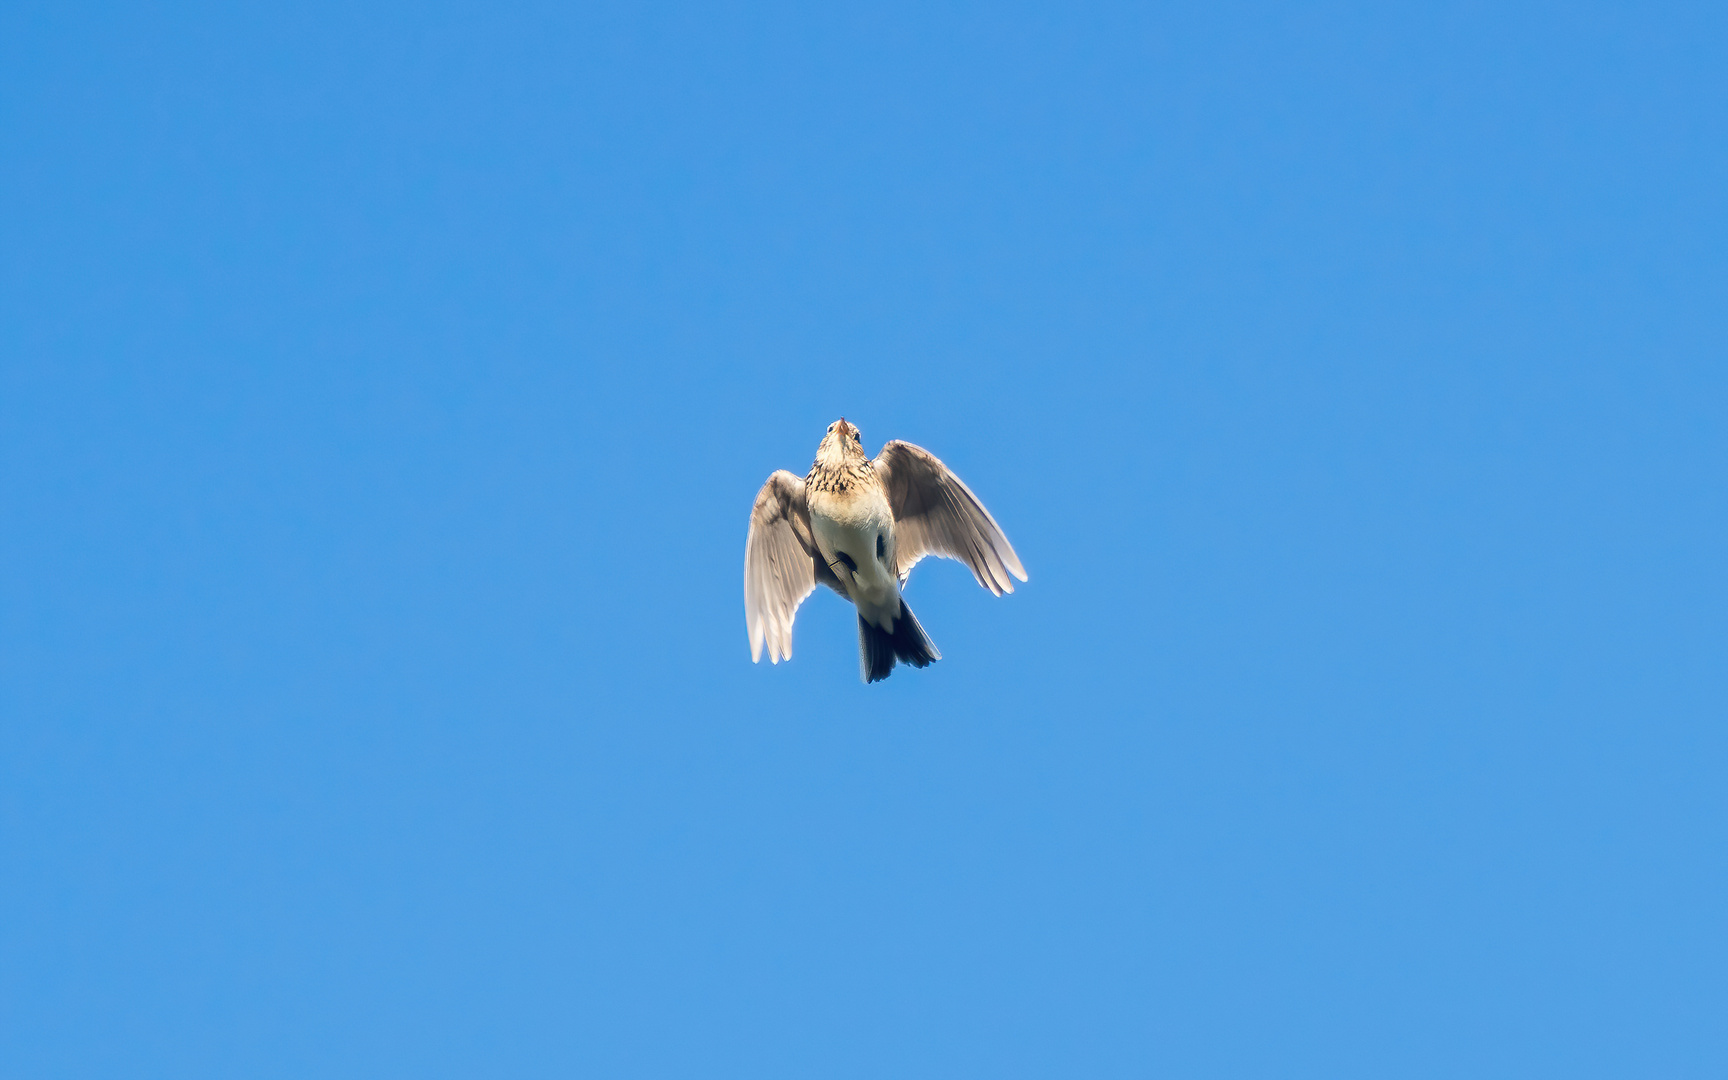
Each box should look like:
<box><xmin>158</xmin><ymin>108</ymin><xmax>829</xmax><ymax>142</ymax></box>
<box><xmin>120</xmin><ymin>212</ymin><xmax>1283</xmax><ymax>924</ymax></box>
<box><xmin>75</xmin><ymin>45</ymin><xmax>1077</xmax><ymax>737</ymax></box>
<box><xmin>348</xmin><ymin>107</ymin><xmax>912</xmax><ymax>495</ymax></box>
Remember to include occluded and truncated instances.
<box><xmin>745</xmin><ymin>419</ymin><xmax>1027</xmax><ymax>682</ymax></box>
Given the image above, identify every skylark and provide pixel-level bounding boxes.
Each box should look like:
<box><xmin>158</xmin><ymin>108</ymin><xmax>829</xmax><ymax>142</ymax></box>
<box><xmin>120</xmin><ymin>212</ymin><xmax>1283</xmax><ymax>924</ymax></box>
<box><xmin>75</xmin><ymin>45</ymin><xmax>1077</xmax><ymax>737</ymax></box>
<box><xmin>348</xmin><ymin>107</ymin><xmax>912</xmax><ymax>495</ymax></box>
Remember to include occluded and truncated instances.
<box><xmin>745</xmin><ymin>419</ymin><xmax>1027</xmax><ymax>682</ymax></box>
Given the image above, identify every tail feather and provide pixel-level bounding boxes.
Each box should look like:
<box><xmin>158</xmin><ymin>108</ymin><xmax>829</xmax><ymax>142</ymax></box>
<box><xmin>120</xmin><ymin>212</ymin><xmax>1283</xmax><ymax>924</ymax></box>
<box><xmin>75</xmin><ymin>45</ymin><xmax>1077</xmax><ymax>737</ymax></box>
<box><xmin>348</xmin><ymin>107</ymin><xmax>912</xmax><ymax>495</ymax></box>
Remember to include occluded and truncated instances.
<box><xmin>858</xmin><ymin>599</ymin><xmax>942</xmax><ymax>683</ymax></box>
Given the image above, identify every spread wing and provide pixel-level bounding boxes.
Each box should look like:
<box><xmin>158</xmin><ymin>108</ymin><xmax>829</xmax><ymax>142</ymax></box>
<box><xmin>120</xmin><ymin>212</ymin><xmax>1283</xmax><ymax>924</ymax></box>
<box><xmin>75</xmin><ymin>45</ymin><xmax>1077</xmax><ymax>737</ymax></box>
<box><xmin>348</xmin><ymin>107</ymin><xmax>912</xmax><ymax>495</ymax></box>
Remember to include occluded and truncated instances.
<box><xmin>873</xmin><ymin>440</ymin><xmax>1028</xmax><ymax>595</ymax></box>
<box><xmin>744</xmin><ymin>470</ymin><xmax>819</xmax><ymax>663</ymax></box>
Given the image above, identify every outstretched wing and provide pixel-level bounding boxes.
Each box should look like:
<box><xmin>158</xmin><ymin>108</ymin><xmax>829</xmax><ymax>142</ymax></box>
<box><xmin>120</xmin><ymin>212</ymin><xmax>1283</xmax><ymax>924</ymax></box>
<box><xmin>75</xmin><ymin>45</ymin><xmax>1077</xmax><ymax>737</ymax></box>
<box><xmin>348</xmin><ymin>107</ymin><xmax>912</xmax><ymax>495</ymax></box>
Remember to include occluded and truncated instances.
<box><xmin>744</xmin><ymin>470</ymin><xmax>819</xmax><ymax>663</ymax></box>
<box><xmin>873</xmin><ymin>440</ymin><xmax>1028</xmax><ymax>595</ymax></box>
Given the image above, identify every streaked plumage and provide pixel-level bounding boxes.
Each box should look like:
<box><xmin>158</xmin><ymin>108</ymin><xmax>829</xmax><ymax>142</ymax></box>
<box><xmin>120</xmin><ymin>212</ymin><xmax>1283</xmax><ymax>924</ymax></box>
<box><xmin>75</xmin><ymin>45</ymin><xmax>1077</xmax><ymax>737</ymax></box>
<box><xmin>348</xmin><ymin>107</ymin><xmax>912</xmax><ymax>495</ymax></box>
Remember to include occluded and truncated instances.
<box><xmin>744</xmin><ymin>419</ymin><xmax>1027</xmax><ymax>682</ymax></box>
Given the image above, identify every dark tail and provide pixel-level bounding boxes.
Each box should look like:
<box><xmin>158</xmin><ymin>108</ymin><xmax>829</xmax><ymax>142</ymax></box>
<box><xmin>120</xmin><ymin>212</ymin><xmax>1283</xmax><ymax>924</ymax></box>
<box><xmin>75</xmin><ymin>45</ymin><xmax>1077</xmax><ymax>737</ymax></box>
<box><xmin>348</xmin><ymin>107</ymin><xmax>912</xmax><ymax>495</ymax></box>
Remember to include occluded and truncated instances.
<box><xmin>858</xmin><ymin>599</ymin><xmax>942</xmax><ymax>683</ymax></box>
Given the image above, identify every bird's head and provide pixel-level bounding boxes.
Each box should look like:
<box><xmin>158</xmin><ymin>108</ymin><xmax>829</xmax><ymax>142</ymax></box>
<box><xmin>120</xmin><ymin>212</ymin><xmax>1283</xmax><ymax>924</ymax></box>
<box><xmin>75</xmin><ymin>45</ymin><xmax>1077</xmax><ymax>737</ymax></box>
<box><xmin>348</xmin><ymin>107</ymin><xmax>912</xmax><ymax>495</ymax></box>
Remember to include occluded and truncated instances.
<box><xmin>817</xmin><ymin>417</ymin><xmax>864</xmax><ymax>466</ymax></box>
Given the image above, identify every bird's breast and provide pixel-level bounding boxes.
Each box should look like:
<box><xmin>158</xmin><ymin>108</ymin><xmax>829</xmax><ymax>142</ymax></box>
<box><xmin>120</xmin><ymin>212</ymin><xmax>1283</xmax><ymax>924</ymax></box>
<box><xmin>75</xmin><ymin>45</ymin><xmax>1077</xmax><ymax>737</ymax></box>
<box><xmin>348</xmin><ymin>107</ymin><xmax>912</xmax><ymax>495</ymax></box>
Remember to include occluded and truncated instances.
<box><xmin>809</xmin><ymin>486</ymin><xmax>898</xmax><ymax>613</ymax></box>
<box><xmin>807</xmin><ymin>481</ymin><xmax>889</xmax><ymax>531</ymax></box>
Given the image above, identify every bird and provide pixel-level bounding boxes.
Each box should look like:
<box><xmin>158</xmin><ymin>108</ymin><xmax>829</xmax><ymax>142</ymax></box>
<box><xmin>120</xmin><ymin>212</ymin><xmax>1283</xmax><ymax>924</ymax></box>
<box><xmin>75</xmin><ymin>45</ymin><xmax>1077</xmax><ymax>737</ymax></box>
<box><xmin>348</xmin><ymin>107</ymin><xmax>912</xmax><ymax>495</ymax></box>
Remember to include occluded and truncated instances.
<box><xmin>744</xmin><ymin>418</ymin><xmax>1027</xmax><ymax>682</ymax></box>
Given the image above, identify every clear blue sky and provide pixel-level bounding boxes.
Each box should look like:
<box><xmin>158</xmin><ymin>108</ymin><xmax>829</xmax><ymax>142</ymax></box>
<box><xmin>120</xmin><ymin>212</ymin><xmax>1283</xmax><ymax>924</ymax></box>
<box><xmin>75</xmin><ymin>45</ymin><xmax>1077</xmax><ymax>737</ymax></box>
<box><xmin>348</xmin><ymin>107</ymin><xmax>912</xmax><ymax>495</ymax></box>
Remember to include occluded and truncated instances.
<box><xmin>3</xmin><ymin>2</ymin><xmax>1724</xmax><ymax>1076</ymax></box>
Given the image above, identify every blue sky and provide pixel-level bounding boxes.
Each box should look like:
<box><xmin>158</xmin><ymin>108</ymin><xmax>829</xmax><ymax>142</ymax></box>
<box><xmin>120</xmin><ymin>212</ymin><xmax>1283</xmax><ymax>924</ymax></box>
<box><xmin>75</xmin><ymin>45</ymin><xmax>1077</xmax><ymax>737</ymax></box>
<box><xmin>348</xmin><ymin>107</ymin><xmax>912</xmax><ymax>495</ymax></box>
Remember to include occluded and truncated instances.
<box><xmin>2</xmin><ymin>1</ymin><xmax>1724</xmax><ymax>1076</ymax></box>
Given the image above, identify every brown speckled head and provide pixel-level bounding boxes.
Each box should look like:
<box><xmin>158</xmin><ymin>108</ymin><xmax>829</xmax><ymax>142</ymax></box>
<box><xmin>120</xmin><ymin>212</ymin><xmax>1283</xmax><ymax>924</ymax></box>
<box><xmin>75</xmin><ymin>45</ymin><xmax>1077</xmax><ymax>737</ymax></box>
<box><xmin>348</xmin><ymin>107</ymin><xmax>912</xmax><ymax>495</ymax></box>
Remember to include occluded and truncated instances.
<box><xmin>813</xmin><ymin>417</ymin><xmax>870</xmax><ymax>474</ymax></box>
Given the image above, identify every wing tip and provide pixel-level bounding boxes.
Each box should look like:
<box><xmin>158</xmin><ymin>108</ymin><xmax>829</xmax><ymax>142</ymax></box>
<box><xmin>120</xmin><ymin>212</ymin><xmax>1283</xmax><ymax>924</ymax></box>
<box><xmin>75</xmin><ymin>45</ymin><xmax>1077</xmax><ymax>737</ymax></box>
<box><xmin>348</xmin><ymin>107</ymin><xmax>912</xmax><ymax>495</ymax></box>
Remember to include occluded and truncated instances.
<box><xmin>751</xmin><ymin>642</ymin><xmax>794</xmax><ymax>665</ymax></box>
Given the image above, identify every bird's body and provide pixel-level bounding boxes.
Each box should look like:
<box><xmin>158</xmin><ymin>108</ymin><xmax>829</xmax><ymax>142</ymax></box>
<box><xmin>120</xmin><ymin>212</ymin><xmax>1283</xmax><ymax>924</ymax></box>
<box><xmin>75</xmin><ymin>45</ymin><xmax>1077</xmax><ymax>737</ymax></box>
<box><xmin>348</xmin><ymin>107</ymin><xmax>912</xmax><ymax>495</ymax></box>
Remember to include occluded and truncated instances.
<box><xmin>744</xmin><ymin>419</ymin><xmax>1026</xmax><ymax>682</ymax></box>
<box><xmin>805</xmin><ymin>425</ymin><xmax>901</xmax><ymax>634</ymax></box>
